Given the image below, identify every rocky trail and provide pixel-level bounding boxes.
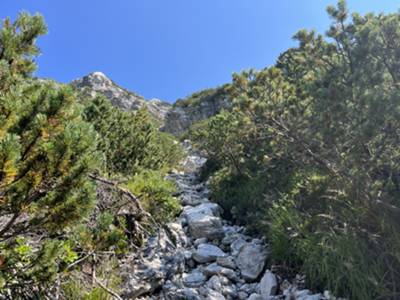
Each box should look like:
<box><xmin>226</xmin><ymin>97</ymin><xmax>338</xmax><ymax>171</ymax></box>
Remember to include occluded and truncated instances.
<box><xmin>120</xmin><ymin>146</ymin><xmax>334</xmax><ymax>300</ymax></box>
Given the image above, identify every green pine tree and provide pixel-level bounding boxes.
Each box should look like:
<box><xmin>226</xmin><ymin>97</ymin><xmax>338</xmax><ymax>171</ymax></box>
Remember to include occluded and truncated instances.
<box><xmin>0</xmin><ymin>13</ymin><xmax>98</xmax><ymax>297</ymax></box>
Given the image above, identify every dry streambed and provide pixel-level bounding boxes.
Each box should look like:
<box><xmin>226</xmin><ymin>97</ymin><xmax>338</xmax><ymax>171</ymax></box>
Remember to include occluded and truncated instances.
<box><xmin>119</xmin><ymin>150</ymin><xmax>337</xmax><ymax>300</ymax></box>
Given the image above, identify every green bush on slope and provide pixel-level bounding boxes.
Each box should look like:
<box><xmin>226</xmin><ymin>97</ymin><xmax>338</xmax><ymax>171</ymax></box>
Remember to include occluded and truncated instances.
<box><xmin>83</xmin><ymin>96</ymin><xmax>182</xmax><ymax>176</ymax></box>
<box><xmin>125</xmin><ymin>170</ymin><xmax>180</xmax><ymax>224</ymax></box>
<box><xmin>192</xmin><ymin>1</ymin><xmax>400</xmax><ymax>299</ymax></box>
<box><xmin>0</xmin><ymin>12</ymin><xmax>183</xmax><ymax>298</ymax></box>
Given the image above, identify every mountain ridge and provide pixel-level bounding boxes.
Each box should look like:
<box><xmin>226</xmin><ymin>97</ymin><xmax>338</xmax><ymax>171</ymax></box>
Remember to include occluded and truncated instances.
<box><xmin>71</xmin><ymin>71</ymin><xmax>231</xmax><ymax>135</ymax></box>
<box><xmin>71</xmin><ymin>71</ymin><xmax>172</xmax><ymax>125</ymax></box>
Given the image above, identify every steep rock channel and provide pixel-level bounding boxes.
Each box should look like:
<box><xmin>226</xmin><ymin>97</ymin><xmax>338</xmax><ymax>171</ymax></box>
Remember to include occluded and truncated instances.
<box><xmin>120</xmin><ymin>145</ymin><xmax>334</xmax><ymax>300</ymax></box>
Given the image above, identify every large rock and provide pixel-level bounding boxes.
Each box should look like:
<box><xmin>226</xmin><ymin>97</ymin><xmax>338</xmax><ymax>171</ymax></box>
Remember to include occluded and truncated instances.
<box><xmin>193</xmin><ymin>244</ymin><xmax>227</xmax><ymax>263</ymax></box>
<box><xmin>236</xmin><ymin>243</ymin><xmax>267</xmax><ymax>282</ymax></box>
<box><xmin>121</xmin><ymin>258</ymin><xmax>165</xmax><ymax>298</ymax></box>
<box><xmin>188</xmin><ymin>214</ymin><xmax>224</xmax><ymax>240</ymax></box>
<box><xmin>184</xmin><ymin>203</ymin><xmax>224</xmax><ymax>240</ymax></box>
<box><xmin>260</xmin><ymin>270</ymin><xmax>278</xmax><ymax>297</ymax></box>
<box><xmin>120</xmin><ymin>228</ymin><xmax>186</xmax><ymax>298</ymax></box>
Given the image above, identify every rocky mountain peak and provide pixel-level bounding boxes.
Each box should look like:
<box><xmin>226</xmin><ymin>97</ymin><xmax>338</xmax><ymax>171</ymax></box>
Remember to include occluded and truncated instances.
<box><xmin>70</xmin><ymin>72</ymin><xmax>231</xmax><ymax>134</ymax></box>
<box><xmin>70</xmin><ymin>72</ymin><xmax>171</xmax><ymax>125</ymax></box>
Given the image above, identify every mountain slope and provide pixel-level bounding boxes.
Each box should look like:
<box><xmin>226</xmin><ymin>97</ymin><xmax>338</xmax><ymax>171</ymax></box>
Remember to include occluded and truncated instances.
<box><xmin>71</xmin><ymin>72</ymin><xmax>232</xmax><ymax>135</ymax></box>
<box><xmin>162</xmin><ymin>85</ymin><xmax>231</xmax><ymax>136</ymax></box>
<box><xmin>71</xmin><ymin>71</ymin><xmax>171</xmax><ymax>125</ymax></box>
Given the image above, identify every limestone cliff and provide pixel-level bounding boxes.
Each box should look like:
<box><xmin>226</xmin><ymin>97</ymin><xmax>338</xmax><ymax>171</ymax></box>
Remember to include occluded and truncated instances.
<box><xmin>71</xmin><ymin>72</ymin><xmax>231</xmax><ymax>135</ymax></box>
<box><xmin>162</xmin><ymin>85</ymin><xmax>232</xmax><ymax>136</ymax></box>
<box><xmin>71</xmin><ymin>72</ymin><xmax>171</xmax><ymax>125</ymax></box>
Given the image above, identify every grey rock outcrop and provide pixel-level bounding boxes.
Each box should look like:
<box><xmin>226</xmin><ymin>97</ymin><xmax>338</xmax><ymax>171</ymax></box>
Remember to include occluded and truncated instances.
<box><xmin>72</xmin><ymin>72</ymin><xmax>233</xmax><ymax>135</ymax></box>
<box><xmin>71</xmin><ymin>71</ymin><xmax>171</xmax><ymax>124</ymax></box>
<box><xmin>162</xmin><ymin>86</ymin><xmax>231</xmax><ymax>136</ymax></box>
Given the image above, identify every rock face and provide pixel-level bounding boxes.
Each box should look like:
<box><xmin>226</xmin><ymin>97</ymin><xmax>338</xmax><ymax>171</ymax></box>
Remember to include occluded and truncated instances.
<box><xmin>70</xmin><ymin>72</ymin><xmax>171</xmax><ymax>124</ymax></box>
<box><xmin>162</xmin><ymin>86</ymin><xmax>231</xmax><ymax>136</ymax></box>
<box><xmin>119</xmin><ymin>142</ymin><xmax>329</xmax><ymax>299</ymax></box>
<box><xmin>71</xmin><ymin>72</ymin><xmax>232</xmax><ymax>134</ymax></box>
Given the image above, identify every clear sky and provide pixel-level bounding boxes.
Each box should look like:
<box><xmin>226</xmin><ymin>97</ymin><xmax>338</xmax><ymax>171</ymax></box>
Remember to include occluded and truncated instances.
<box><xmin>1</xmin><ymin>1</ymin><xmax>399</xmax><ymax>102</ymax></box>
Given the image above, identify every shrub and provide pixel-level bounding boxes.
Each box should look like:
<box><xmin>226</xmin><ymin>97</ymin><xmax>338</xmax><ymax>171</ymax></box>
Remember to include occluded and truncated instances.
<box><xmin>84</xmin><ymin>96</ymin><xmax>182</xmax><ymax>176</ymax></box>
<box><xmin>125</xmin><ymin>170</ymin><xmax>180</xmax><ymax>223</ymax></box>
<box><xmin>0</xmin><ymin>13</ymin><xmax>98</xmax><ymax>297</ymax></box>
<box><xmin>193</xmin><ymin>2</ymin><xmax>400</xmax><ymax>298</ymax></box>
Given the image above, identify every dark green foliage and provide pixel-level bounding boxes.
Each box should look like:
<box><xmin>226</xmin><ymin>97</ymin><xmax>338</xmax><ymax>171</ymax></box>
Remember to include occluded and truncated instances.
<box><xmin>83</xmin><ymin>95</ymin><xmax>182</xmax><ymax>227</ymax></box>
<box><xmin>0</xmin><ymin>13</ymin><xmax>98</xmax><ymax>297</ymax></box>
<box><xmin>84</xmin><ymin>96</ymin><xmax>182</xmax><ymax>176</ymax></box>
<box><xmin>0</xmin><ymin>11</ymin><xmax>183</xmax><ymax>299</ymax></box>
<box><xmin>193</xmin><ymin>2</ymin><xmax>400</xmax><ymax>299</ymax></box>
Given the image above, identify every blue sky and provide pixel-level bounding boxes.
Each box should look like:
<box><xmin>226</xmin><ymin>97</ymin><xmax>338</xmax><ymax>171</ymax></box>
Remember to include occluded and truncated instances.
<box><xmin>1</xmin><ymin>1</ymin><xmax>399</xmax><ymax>102</ymax></box>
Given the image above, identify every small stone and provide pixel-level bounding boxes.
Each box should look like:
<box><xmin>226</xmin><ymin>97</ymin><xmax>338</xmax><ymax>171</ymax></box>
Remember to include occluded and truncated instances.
<box><xmin>207</xmin><ymin>275</ymin><xmax>222</xmax><ymax>291</ymax></box>
<box><xmin>260</xmin><ymin>270</ymin><xmax>278</xmax><ymax>297</ymax></box>
<box><xmin>280</xmin><ymin>279</ymin><xmax>291</xmax><ymax>291</ymax></box>
<box><xmin>216</xmin><ymin>256</ymin><xmax>236</xmax><ymax>269</ymax></box>
<box><xmin>207</xmin><ymin>289</ymin><xmax>226</xmax><ymax>300</ymax></box>
<box><xmin>194</xmin><ymin>237</ymin><xmax>208</xmax><ymax>246</ymax></box>
<box><xmin>222</xmin><ymin>284</ymin><xmax>237</xmax><ymax>298</ymax></box>
<box><xmin>183</xmin><ymin>270</ymin><xmax>207</xmax><ymax>288</ymax></box>
<box><xmin>220</xmin><ymin>268</ymin><xmax>239</xmax><ymax>282</ymax></box>
<box><xmin>183</xmin><ymin>202</ymin><xmax>222</xmax><ymax>218</ymax></box>
<box><xmin>203</xmin><ymin>263</ymin><xmax>222</xmax><ymax>276</ymax></box>
<box><xmin>221</xmin><ymin>234</ymin><xmax>238</xmax><ymax>246</ymax></box>
<box><xmin>296</xmin><ymin>289</ymin><xmax>311</xmax><ymax>297</ymax></box>
<box><xmin>238</xmin><ymin>291</ymin><xmax>248</xmax><ymax>300</ymax></box>
<box><xmin>247</xmin><ymin>293</ymin><xmax>263</xmax><ymax>300</ymax></box>
<box><xmin>300</xmin><ymin>294</ymin><xmax>323</xmax><ymax>300</ymax></box>
<box><xmin>183</xmin><ymin>250</ymin><xmax>193</xmax><ymax>260</ymax></box>
<box><xmin>230</xmin><ymin>237</ymin><xmax>247</xmax><ymax>255</ymax></box>
<box><xmin>193</xmin><ymin>243</ymin><xmax>227</xmax><ymax>263</ymax></box>
<box><xmin>202</xmin><ymin>262</ymin><xmax>239</xmax><ymax>281</ymax></box>
<box><xmin>178</xmin><ymin>288</ymin><xmax>202</xmax><ymax>300</ymax></box>
<box><xmin>238</xmin><ymin>283</ymin><xmax>258</xmax><ymax>295</ymax></box>
<box><xmin>251</xmin><ymin>238</ymin><xmax>263</xmax><ymax>244</ymax></box>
